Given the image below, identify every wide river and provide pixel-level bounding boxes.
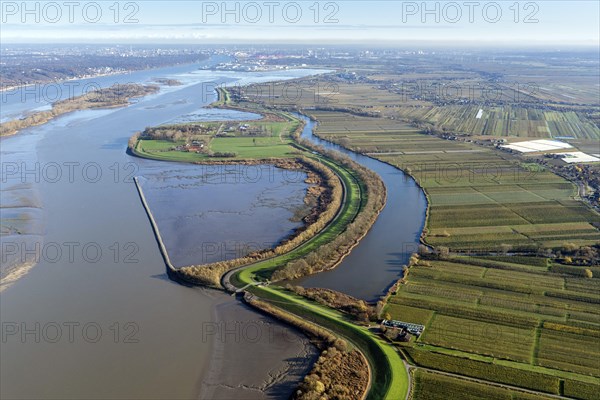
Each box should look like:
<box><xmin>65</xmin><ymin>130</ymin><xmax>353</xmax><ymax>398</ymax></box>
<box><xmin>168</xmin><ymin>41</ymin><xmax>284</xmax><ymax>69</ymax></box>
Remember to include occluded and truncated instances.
<box><xmin>0</xmin><ymin>59</ymin><xmax>327</xmax><ymax>400</ymax></box>
<box><xmin>0</xmin><ymin>57</ymin><xmax>427</xmax><ymax>399</ymax></box>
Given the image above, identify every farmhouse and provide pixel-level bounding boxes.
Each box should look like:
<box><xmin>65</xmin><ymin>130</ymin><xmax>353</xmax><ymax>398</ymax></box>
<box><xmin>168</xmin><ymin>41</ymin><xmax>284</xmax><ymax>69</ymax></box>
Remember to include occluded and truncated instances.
<box><xmin>381</xmin><ymin>319</ymin><xmax>425</xmax><ymax>336</ymax></box>
<box><xmin>184</xmin><ymin>141</ymin><xmax>205</xmax><ymax>153</ymax></box>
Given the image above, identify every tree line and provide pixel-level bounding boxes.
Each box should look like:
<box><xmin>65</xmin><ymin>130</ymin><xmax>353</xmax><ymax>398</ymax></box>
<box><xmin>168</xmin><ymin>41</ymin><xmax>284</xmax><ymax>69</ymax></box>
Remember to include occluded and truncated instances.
<box><xmin>271</xmin><ymin>138</ymin><xmax>386</xmax><ymax>282</ymax></box>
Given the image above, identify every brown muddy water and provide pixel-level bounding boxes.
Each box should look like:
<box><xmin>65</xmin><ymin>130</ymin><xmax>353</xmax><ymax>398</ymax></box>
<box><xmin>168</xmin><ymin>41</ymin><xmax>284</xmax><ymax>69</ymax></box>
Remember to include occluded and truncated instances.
<box><xmin>0</xmin><ymin>62</ymin><xmax>327</xmax><ymax>399</ymax></box>
<box><xmin>138</xmin><ymin>163</ymin><xmax>309</xmax><ymax>267</ymax></box>
<box><xmin>291</xmin><ymin>114</ymin><xmax>427</xmax><ymax>301</ymax></box>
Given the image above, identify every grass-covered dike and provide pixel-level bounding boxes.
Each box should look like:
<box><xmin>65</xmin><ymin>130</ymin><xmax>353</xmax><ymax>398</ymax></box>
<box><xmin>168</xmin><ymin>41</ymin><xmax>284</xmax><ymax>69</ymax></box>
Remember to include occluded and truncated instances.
<box><xmin>130</xmin><ymin>95</ymin><xmax>407</xmax><ymax>399</ymax></box>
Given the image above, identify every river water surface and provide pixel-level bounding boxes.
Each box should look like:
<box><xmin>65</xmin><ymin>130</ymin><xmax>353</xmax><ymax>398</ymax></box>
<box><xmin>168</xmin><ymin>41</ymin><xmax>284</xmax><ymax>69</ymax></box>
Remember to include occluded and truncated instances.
<box><xmin>293</xmin><ymin>114</ymin><xmax>427</xmax><ymax>301</ymax></box>
<box><xmin>0</xmin><ymin>58</ymin><xmax>427</xmax><ymax>399</ymax></box>
<box><xmin>0</xmin><ymin>60</ymin><xmax>327</xmax><ymax>399</ymax></box>
<box><xmin>139</xmin><ymin>164</ymin><xmax>309</xmax><ymax>267</ymax></box>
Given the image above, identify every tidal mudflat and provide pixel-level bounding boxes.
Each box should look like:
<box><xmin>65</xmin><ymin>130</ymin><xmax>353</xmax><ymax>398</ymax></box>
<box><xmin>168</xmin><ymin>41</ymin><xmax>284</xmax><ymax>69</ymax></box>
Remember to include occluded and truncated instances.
<box><xmin>138</xmin><ymin>163</ymin><xmax>309</xmax><ymax>267</ymax></box>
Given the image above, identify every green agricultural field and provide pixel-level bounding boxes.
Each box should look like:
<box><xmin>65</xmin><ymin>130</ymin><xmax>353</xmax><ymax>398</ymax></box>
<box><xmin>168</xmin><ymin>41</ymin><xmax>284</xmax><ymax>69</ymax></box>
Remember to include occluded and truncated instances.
<box><xmin>411</xmin><ymin>369</ymin><xmax>558</xmax><ymax>400</ymax></box>
<box><xmin>537</xmin><ymin>326</ymin><xmax>600</xmax><ymax>375</ymax></box>
<box><xmin>412</xmin><ymin>106</ymin><xmax>600</xmax><ymax>139</ymax></box>
<box><xmin>421</xmin><ymin>314</ymin><xmax>536</xmax><ymax>363</ymax></box>
<box><xmin>133</xmin><ymin>115</ymin><xmax>300</xmax><ymax>161</ymax></box>
<box><xmin>135</xmin><ymin>139</ymin><xmax>205</xmax><ymax>162</ymax></box>
<box><xmin>384</xmin><ymin>304</ymin><xmax>434</xmax><ymax>326</ymax></box>
<box><xmin>298</xmin><ymin>110</ymin><xmax>600</xmax><ymax>251</ymax></box>
<box><xmin>387</xmin><ymin>256</ymin><xmax>600</xmax><ymax>398</ymax></box>
<box><xmin>238</xmin><ymin>77</ymin><xmax>600</xmax><ymax>250</ymax></box>
<box><xmin>226</xmin><ymin>75</ymin><xmax>600</xmax><ymax>399</ymax></box>
<box><xmin>210</xmin><ymin>136</ymin><xmax>294</xmax><ymax>158</ymax></box>
<box><xmin>243</xmin><ymin>79</ymin><xmax>600</xmax><ymax>140</ymax></box>
<box><xmin>406</xmin><ymin>347</ymin><xmax>562</xmax><ymax>394</ymax></box>
<box><xmin>563</xmin><ymin>378</ymin><xmax>600</xmax><ymax>400</ymax></box>
<box><xmin>135</xmin><ymin>137</ymin><xmax>298</xmax><ymax>160</ymax></box>
<box><xmin>296</xmin><ymin>104</ymin><xmax>600</xmax><ymax>396</ymax></box>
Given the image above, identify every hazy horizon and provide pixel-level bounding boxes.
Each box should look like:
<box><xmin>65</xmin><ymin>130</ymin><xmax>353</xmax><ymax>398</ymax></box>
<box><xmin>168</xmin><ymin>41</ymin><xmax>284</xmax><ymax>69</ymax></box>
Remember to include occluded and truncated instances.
<box><xmin>1</xmin><ymin>1</ymin><xmax>598</xmax><ymax>46</ymax></box>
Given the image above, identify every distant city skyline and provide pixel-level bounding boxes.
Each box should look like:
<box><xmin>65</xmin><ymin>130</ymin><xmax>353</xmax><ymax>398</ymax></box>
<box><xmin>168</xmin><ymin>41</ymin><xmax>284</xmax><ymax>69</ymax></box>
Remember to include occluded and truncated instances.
<box><xmin>1</xmin><ymin>1</ymin><xmax>598</xmax><ymax>46</ymax></box>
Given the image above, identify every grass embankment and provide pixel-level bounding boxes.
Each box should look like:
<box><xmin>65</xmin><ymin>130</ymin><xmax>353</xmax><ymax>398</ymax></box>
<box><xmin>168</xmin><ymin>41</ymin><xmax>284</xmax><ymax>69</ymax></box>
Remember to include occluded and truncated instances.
<box><xmin>286</xmin><ymin>286</ymin><xmax>376</xmax><ymax>323</ymax></box>
<box><xmin>202</xmin><ymin>116</ymin><xmax>405</xmax><ymax>399</ymax></box>
<box><xmin>205</xmin><ymin>124</ymin><xmax>407</xmax><ymax>399</ymax></box>
<box><xmin>0</xmin><ymin>84</ymin><xmax>159</xmax><ymax>137</ymax></box>
<box><xmin>129</xmin><ymin>109</ymin><xmax>366</xmax><ymax>285</ymax></box>
<box><xmin>211</xmin><ymin>86</ymin><xmax>230</xmax><ymax>107</ymax></box>
<box><xmin>228</xmin><ymin>153</ymin><xmax>363</xmax><ymax>285</ymax></box>
<box><xmin>132</xmin><ymin>106</ymin><xmax>386</xmax><ymax>288</ymax></box>
<box><xmin>245</xmin><ymin>295</ymin><xmax>369</xmax><ymax>399</ymax></box>
<box><xmin>240</xmin><ymin>284</ymin><xmax>409</xmax><ymax>400</ymax></box>
<box><xmin>132</xmin><ymin>101</ymin><xmax>406</xmax><ymax>399</ymax></box>
<box><xmin>212</xmin><ymin>89</ymin><xmax>406</xmax><ymax>399</ymax></box>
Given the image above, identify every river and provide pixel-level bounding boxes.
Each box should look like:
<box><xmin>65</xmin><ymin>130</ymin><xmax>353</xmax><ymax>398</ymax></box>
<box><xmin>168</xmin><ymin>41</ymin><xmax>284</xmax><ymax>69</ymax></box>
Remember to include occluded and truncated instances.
<box><xmin>0</xmin><ymin>58</ymin><xmax>427</xmax><ymax>399</ymax></box>
<box><xmin>0</xmin><ymin>60</ymin><xmax>326</xmax><ymax>399</ymax></box>
<box><xmin>293</xmin><ymin>114</ymin><xmax>427</xmax><ymax>301</ymax></box>
<box><xmin>138</xmin><ymin>162</ymin><xmax>309</xmax><ymax>268</ymax></box>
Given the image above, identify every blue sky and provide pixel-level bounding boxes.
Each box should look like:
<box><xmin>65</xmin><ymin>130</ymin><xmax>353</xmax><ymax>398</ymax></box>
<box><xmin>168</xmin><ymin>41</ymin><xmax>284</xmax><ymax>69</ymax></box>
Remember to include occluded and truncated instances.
<box><xmin>1</xmin><ymin>1</ymin><xmax>598</xmax><ymax>46</ymax></box>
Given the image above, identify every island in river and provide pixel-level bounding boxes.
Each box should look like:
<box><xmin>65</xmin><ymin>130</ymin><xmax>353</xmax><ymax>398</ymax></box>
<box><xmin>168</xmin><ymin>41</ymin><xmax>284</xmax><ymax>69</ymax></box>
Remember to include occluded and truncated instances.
<box><xmin>1</xmin><ymin>64</ymin><xmax>344</xmax><ymax>400</ymax></box>
<box><xmin>0</xmin><ymin>83</ymin><xmax>159</xmax><ymax>137</ymax></box>
<box><xmin>129</xmin><ymin>97</ymin><xmax>391</xmax><ymax>399</ymax></box>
